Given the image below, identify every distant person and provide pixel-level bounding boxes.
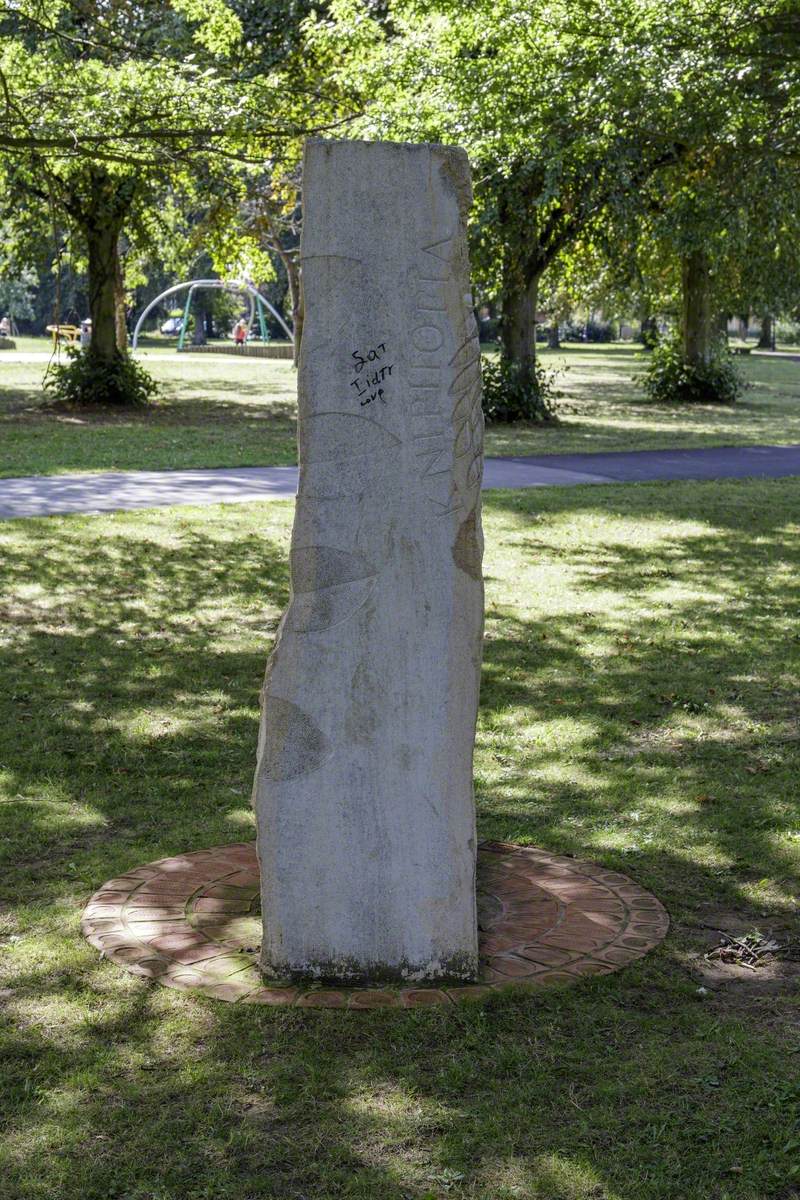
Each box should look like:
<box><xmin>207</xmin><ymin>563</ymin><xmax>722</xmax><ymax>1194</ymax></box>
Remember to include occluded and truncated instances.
<box><xmin>0</xmin><ymin>316</ymin><xmax>10</xmax><ymax>337</ymax></box>
<box><xmin>234</xmin><ymin>318</ymin><xmax>247</xmax><ymax>348</ymax></box>
<box><xmin>80</xmin><ymin>318</ymin><xmax>92</xmax><ymax>348</ymax></box>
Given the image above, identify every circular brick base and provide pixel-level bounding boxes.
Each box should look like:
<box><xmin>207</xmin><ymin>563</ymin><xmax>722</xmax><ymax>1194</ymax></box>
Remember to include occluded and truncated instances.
<box><xmin>82</xmin><ymin>841</ymin><xmax>669</xmax><ymax>1008</ymax></box>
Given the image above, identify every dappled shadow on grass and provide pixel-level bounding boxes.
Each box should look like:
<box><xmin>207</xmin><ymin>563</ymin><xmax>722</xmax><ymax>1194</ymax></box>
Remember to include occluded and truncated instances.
<box><xmin>0</xmin><ymin>514</ymin><xmax>290</xmax><ymax>887</ymax></box>
<box><xmin>0</xmin><ymin>483</ymin><xmax>795</xmax><ymax>919</ymax></box>
<box><xmin>479</xmin><ymin>482</ymin><xmax>800</xmax><ymax>922</ymax></box>
<box><xmin>0</xmin><ymin>483</ymin><xmax>797</xmax><ymax>921</ymax></box>
<box><xmin>0</xmin><ymin>385</ymin><xmax>297</xmax><ymax>428</ymax></box>
<box><xmin>1</xmin><ymin>947</ymin><xmax>798</xmax><ymax>1199</ymax></box>
<box><xmin>0</xmin><ymin>381</ymin><xmax>49</xmax><ymax>418</ymax></box>
<box><xmin>1</xmin><ymin>483</ymin><xmax>799</xmax><ymax>1198</ymax></box>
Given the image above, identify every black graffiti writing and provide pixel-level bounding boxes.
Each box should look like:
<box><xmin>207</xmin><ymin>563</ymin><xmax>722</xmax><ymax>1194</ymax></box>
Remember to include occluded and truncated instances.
<box><xmin>360</xmin><ymin>386</ymin><xmax>385</xmax><ymax>407</ymax></box>
<box><xmin>351</xmin><ymin>362</ymin><xmax>393</xmax><ymax>396</ymax></box>
<box><xmin>351</xmin><ymin>343</ymin><xmax>387</xmax><ymax>374</ymax></box>
<box><xmin>350</xmin><ymin>343</ymin><xmax>393</xmax><ymax>406</ymax></box>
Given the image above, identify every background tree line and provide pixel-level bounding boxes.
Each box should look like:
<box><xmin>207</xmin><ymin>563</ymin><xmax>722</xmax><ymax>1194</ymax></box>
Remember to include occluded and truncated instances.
<box><xmin>1</xmin><ymin>0</ymin><xmax>799</xmax><ymax>407</ymax></box>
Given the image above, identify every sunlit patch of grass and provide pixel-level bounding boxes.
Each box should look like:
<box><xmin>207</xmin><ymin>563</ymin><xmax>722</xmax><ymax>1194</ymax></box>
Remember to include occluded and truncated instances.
<box><xmin>1</xmin><ymin>477</ymin><xmax>799</xmax><ymax>1199</ymax></box>
<box><xmin>3</xmin><ymin>341</ymin><xmax>800</xmax><ymax>476</ymax></box>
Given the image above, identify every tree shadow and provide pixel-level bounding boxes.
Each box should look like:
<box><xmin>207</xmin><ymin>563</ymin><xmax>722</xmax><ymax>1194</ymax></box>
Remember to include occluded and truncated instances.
<box><xmin>1</xmin><ymin>484</ymin><xmax>799</xmax><ymax>1198</ymax></box>
<box><xmin>1</xmin><ymin>948</ymin><xmax>797</xmax><ymax>1199</ymax></box>
<box><xmin>479</xmin><ymin>482</ymin><xmax>800</xmax><ymax>919</ymax></box>
<box><xmin>0</xmin><ymin>515</ymin><xmax>290</xmax><ymax>891</ymax></box>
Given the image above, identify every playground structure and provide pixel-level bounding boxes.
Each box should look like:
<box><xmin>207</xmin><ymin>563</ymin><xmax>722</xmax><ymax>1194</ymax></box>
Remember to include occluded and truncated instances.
<box><xmin>131</xmin><ymin>279</ymin><xmax>294</xmax><ymax>351</ymax></box>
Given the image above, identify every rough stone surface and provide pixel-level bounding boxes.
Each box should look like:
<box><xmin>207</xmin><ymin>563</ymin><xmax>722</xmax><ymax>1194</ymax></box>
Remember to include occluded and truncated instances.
<box><xmin>80</xmin><ymin>841</ymin><xmax>671</xmax><ymax>1006</ymax></box>
<box><xmin>251</xmin><ymin>140</ymin><xmax>485</xmax><ymax>984</ymax></box>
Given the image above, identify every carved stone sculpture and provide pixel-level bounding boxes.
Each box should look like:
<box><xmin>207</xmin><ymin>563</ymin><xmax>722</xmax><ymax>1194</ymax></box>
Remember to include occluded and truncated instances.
<box><xmin>252</xmin><ymin>139</ymin><xmax>484</xmax><ymax>984</ymax></box>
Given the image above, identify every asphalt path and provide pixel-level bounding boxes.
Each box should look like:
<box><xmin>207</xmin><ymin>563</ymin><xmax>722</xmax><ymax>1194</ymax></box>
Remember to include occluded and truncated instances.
<box><xmin>1</xmin><ymin>443</ymin><xmax>799</xmax><ymax>519</ymax></box>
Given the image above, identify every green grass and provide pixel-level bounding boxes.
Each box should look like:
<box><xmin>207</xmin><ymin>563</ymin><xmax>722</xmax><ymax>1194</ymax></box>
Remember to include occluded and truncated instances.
<box><xmin>0</xmin><ymin>342</ymin><xmax>298</xmax><ymax>477</ymax></box>
<box><xmin>2</xmin><ymin>341</ymin><xmax>800</xmax><ymax>477</ymax></box>
<box><xmin>489</xmin><ymin>343</ymin><xmax>800</xmax><ymax>457</ymax></box>
<box><xmin>1</xmin><ymin>478</ymin><xmax>799</xmax><ymax>1199</ymax></box>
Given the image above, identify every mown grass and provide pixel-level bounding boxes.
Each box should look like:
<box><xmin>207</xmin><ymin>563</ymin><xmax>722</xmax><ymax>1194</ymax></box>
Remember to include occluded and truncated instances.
<box><xmin>1</xmin><ymin>478</ymin><xmax>799</xmax><ymax>1200</ymax></box>
<box><xmin>0</xmin><ymin>343</ymin><xmax>298</xmax><ymax>477</ymax></box>
<box><xmin>1</xmin><ymin>341</ymin><xmax>800</xmax><ymax>477</ymax></box>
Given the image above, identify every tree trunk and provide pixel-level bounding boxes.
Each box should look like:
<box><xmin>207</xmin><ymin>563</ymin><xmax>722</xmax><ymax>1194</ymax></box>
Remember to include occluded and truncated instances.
<box><xmin>497</xmin><ymin>168</ymin><xmax>544</xmax><ymax>383</ymax></box>
<box><xmin>114</xmin><ymin>239</ymin><xmax>127</xmax><ymax>353</ymax></box>
<box><xmin>264</xmin><ymin>211</ymin><xmax>302</xmax><ymax>366</ymax></box>
<box><xmin>639</xmin><ymin>312</ymin><xmax>658</xmax><ymax>347</ymax></box>
<box><xmin>273</xmin><ymin>246</ymin><xmax>302</xmax><ymax>364</ymax></box>
<box><xmin>757</xmin><ymin>314</ymin><xmax>773</xmax><ymax>350</ymax></box>
<box><xmin>193</xmin><ymin>299</ymin><xmax>208</xmax><ymax>345</ymax></box>
<box><xmin>501</xmin><ymin>271</ymin><xmax>539</xmax><ymax>382</ymax></box>
<box><xmin>547</xmin><ymin>323</ymin><xmax>560</xmax><ymax>349</ymax></box>
<box><xmin>681</xmin><ymin>248</ymin><xmax>714</xmax><ymax>366</ymax></box>
<box><xmin>66</xmin><ymin>169</ymin><xmax>136</xmax><ymax>365</ymax></box>
<box><xmin>86</xmin><ymin>219</ymin><xmax>123</xmax><ymax>363</ymax></box>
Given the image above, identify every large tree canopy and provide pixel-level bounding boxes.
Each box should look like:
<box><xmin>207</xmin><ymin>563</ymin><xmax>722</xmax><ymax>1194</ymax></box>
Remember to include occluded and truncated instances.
<box><xmin>3</xmin><ymin>0</ymin><xmax>800</xmax><ymax>404</ymax></box>
<box><xmin>311</xmin><ymin>0</ymin><xmax>800</xmax><ymax>379</ymax></box>
<box><xmin>0</xmin><ymin>0</ymin><xmax>353</xmax><ymax>394</ymax></box>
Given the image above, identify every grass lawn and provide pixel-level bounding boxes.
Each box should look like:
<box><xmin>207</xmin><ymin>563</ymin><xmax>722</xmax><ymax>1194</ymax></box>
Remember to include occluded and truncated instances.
<box><xmin>1</xmin><ymin>477</ymin><xmax>799</xmax><ymax>1199</ymax></box>
<box><xmin>1</xmin><ymin>340</ymin><xmax>800</xmax><ymax>477</ymax></box>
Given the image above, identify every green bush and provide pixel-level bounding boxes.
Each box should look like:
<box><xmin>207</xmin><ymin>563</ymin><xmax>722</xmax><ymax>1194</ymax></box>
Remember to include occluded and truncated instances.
<box><xmin>639</xmin><ymin>318</ymin><xmax>660</xmax><ymax>349</ymax></box>
<box><xmin>640</xmin><ymin>335</ymin><xmax>746</xmax><ymax>405</ymax></box>
<box><xmin>481</xmin><ymin>355</ymin><xmax>559</xmax><ymax>423</ymax></box>
<box><xmin>45</xmin><ymin>349</ymin><xmax>158</xmax><ymax>407</ymax></box>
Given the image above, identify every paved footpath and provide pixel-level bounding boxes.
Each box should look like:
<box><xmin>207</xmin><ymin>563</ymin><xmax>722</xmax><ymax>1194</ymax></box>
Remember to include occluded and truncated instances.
<box><xmin>1</xmin><ymin>443</ymin><xmax>800</xmax><ymax>519</ymax></box>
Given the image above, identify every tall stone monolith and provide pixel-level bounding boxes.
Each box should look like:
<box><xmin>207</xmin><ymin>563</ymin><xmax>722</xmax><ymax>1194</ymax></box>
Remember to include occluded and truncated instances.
<box><xmin>252</xmin><ymin>139</ymin><xmax>484</xmax><ymax>984</ymax></box>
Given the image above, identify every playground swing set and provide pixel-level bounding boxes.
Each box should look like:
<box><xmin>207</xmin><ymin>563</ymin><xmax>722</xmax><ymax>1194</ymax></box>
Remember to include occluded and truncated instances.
<box><xmin>131</xmin><ymin>279</ymin><xmax>294</xmax><ymax>353</ymax></box>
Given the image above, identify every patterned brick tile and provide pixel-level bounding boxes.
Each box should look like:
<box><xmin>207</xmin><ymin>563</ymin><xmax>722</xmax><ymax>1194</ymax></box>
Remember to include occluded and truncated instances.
<box><xmin>485</xmin><ymin>955</ymin><xmax>548</xmax><ymax>978</ymax></box>
<box><xmin>243</xmin><ymin>987</ymin><xmax>300</xmax><ymax>1006</ymax></box>
<box><xmin>164</xmin><ymin>942</ymin><xmax>234</xmax><ymax>966</ymax></box>
<box><xmin>193</xmin><ymin>898</ymin><xmax>252</xmax><ymax>914</ymax></box>
<box><xmin>199</xmin><ymin>980</ymin><xmax>260</xmax><ymax>1002</ymax></box>
<box><xmin>296</xmin><ymin>991</ymin><xmax>348</xmax><ymax>1008</ymax></box>
<box><xmin>516</xmin><ymin>945</ymin><xmax>577</xmax><ymax>967</ymax></box>
<box><xmin>82</xmin><ymin>842</ymin><xmax>669</xmax><ymax>1008</ymax></box>
<box><xmin>123</xmin><ymin>906</ymin><xmax>186</xmax><ymax>920</ymax></box>
<box><xmin>400</xmin><ymin>989</ymin><xmax>452</xmax><ymax>1006</ymax></box>
<box><xmin>348</xmin><ymin>990</ymin><xmax>398</xmax><ymax>1009</ymax></box>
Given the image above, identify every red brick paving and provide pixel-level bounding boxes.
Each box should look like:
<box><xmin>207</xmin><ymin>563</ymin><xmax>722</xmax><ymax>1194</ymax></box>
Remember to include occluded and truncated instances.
<box><xmin>81</xmin><ymin>841</ymin><xmax>669</xmax><ymax>1008</ymax></box>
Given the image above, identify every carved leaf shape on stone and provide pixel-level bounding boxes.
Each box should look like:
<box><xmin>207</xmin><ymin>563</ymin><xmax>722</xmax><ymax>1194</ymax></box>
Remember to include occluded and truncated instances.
<box><xmin>452</xmin><ymin>507</ymin><xmax>483</xmax><ymax>580</ymax></box>
<box><xmin>449</xmin><ymin>333</ymin><xmax>483</xmax><ymax>471</ymax></box>
<box><xmin>256</xmin><ymin>696</ymin><xmax>331</xmax><ymax>782</ymax></box>
<box><xmin>299</xmin><ymin>412</ymin><xmax>402</xmax><ymax>500</ymax></box>
<box><xmin>466</xmin><ymin>449</ymin><xmax>483</xmax><ymax>488</ymax></box>
<box><xmin>286</xmin><ymin>545</ymin><xmax>378</xmax><ymax>633</ymax></box>
<box><xmin>449</xmin><ymin>331</ymin><xmax>481</xmax><ymax>374</ymax></box>
<box><xmin>449</xmin><ymin>344</ymin><xmax>482</xmax><ymax>404</ymax></box>
<box><xmin>454</xmin><ymin>415</ymin><xmax>480</xmax><ymax>459</ymax></box>
<box><xmin>301</xmin><ymin>412</ymin><xmax>400</xmax><ymax>462</ymax></box>
<box><xmin>452</xmin><ymin>378</ymin><xmax>482</xmax><ymax>425</ymax></box>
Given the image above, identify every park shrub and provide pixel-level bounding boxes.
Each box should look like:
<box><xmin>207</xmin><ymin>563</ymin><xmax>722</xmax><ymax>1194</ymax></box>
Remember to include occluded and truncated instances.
<box><xmin>45</xmin><ymin>348</ymin><xmax>159</xmax><ymax>407</ymax></box>
<box><xmin>586</xmin><ymin>319</ymin><xmax>617</xmax><ymax>342</ymax></box>
<box><xmin>776</xmin><ymin>320</ymin><xmax>800</xmax><ymax>344</ymax></box>
<box><xmin>563</xmin><ymin>319</ymin><xmax>617</xmax><ymax>343</ymax></box>
<box><xmin>639</xmin><ymin>319</ymin><xmax>660</xmax><ymax>349</ymax></box>
<box><xmin>481</xmin><ymin>355</ymin><xmax>559</xmax><ymax>423</ymax></box>
<box><xmin>641</xmin><ymin>335</ymin><xmax>746</xmax><ymax>405</ymax></box>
